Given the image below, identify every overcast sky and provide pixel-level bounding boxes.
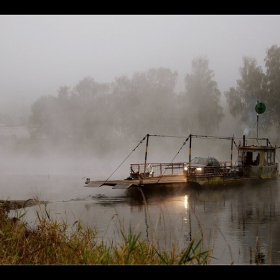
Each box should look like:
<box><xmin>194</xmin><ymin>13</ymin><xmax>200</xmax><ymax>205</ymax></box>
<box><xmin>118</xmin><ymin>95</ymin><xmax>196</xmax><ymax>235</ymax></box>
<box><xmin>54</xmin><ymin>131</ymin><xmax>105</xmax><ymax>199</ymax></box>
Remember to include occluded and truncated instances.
<box><xmin>1</xmin><ymin>15</ymin><xmax>280</xmax><ymax>109</ymax></box>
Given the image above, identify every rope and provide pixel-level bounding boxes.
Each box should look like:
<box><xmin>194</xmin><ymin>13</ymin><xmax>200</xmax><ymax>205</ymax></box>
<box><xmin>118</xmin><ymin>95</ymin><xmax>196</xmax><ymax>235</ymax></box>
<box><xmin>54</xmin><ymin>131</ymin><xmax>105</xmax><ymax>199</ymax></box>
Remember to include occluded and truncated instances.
<box><xmin>191</xmin><ymin>134</ymin><xmax>234</xmax><ymax>140</ymax></box>
<box><xmin>98</xmin><ymin>135</ymin><xmax>147</xmax><ymax>185</ymax></box>
<box><xmin>149</xmin><ymin>134</ymin><xmax>187</xmax><ymax>139</ymax></box>
<box><xmin>233</xmin><ymin>140</ymin><xmax>238</xmax><ymax>149</ymax></box>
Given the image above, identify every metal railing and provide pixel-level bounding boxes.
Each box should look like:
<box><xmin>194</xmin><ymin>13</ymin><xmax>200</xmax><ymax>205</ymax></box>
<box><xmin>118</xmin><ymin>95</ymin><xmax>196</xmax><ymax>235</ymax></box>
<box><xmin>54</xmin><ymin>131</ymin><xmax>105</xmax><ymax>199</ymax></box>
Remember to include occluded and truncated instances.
<box><xmin>130</xmin><ymin>162</ymin><xmax>187</xmax><ymax>177</ymax></box>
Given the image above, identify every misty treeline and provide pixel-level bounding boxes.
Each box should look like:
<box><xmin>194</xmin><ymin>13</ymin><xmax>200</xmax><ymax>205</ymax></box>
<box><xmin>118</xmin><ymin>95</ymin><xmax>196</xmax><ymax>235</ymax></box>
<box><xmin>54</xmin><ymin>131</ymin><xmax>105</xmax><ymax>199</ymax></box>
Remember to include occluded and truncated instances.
<box><xmin>4</xmin><ymin>44</ymin><xmax>280</xmax><ymax>157</ymax></box>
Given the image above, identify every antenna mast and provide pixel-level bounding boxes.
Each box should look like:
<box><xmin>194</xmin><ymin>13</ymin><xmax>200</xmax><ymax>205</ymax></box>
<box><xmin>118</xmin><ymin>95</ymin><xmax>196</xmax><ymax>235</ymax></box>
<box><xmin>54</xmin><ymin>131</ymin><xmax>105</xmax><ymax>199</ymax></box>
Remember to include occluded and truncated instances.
<box><xmin>255</xmin><ymin>100</ymin><xmax>266</xmax><ymax>138</ymax></box>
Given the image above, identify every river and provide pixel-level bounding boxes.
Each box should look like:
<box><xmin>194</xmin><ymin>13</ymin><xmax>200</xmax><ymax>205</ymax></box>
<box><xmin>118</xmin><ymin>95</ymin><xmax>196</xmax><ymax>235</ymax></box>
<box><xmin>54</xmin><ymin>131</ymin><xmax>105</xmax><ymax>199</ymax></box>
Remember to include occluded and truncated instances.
<box><xmin>3</xmin><ymin>170</ymin><xmax>280</xmax><ymax>265</ymax></box>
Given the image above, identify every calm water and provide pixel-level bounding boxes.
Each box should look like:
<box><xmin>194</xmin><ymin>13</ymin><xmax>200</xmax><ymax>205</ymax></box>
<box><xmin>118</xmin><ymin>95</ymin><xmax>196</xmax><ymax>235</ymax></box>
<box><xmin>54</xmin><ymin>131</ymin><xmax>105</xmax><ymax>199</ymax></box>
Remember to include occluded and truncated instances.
<box><xmin>4</xmin><ymin>173</ymin><xmax>280</xmax><ymax>265</ymax></box>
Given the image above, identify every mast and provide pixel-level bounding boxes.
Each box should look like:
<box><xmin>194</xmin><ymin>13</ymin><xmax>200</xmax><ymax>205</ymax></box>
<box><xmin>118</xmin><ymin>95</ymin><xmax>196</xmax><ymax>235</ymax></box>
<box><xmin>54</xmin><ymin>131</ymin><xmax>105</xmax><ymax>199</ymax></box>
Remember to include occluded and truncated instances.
<box><xmin>257</xmin><ymin>114</ymin><xmax>259</xmax><ymax>138</ymax></box>
<box><xmin>143</xmin><ymin>134</ymin><xmax>149</xmax><ymax>178</ymax></box>
<box><xmin>187</xmin><ymin>134</ymin><xmax>192</xmax><ymax>176</ymax></box>
<box><xmin>255</xmin><ymin>100</ymin><xmax>266</xmax><ymax>139</ymax></box>
<box><xmin>231</xmin><ymin>136</ymin><xmax>233</xmax><ymax>167</ymax></box>
<box><xmin>189</xmin><ymin>134</ymin><xmax>192</xmax><ymax>163</ymax></box>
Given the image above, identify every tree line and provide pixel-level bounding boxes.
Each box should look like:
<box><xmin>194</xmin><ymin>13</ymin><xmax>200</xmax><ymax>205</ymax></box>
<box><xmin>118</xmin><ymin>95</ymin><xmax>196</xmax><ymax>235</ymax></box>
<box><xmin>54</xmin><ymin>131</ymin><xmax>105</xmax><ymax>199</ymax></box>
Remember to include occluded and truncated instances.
<box><xmin>21</xmin><ymin>44</ymin><xmax>280</xmax><ymax>156</ymax></box>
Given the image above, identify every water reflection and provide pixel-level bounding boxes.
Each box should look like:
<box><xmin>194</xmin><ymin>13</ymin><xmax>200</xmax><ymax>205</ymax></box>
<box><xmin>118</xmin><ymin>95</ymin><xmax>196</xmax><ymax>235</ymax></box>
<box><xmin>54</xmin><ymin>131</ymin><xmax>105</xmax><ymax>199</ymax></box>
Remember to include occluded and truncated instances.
<box><xmin>11</xmin><ymin>176</ymin><xmax>280</xmax><ymax>265</ymax></box>
<box><xmin>183</xmin><ymin>195</ymin><xmax>192</xmax><ymax>242</ymax></box>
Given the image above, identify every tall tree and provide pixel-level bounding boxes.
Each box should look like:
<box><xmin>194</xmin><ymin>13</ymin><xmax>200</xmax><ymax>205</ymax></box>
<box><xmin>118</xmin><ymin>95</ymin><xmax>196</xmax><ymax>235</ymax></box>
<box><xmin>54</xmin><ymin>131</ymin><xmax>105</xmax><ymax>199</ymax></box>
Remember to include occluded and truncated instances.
<box><xmin>54</xmin><ymin>86</ymin><xmax>73</xmax><ymax>140</ymax></box>
<box><xmin>263</xmin><ymin>44</ymin><xmax>280</xmax><ymax>137</ymax></box>
<box><xmin>225</xmin><ymin>56</ymin><xmax>267</xmax><ymax>134</ymax></box>
<box><xmin>132</xmin><ymin>67</ymin><xmax>179</xmax><ymax>136</ymax></box>
<box><xmin>27</xmin><ymin>95</ymin><xmax>58</xmax><ymax>139</ymax></box>
<box><xmin>110</xmin><ymin>68</ymin><xmax>179</xmax><ymax>141</ymax></box>
<box><xmin>180</xmin><ymin>56</ymin><xmax>224</xmax><ymax>134</ymax></box>
<box><xmin>70</xmin><ymin>77</ymin><xmax>111</xmax><ymax>144</ymax></box>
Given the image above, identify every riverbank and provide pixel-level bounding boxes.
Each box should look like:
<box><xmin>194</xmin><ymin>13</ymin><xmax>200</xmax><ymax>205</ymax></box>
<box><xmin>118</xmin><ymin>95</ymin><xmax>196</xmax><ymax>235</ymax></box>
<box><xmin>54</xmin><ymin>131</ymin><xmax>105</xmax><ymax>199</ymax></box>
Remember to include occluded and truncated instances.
<box><xmin>0</xmin><ymin>198</ymin><xmax>211</xmax><ymax>264</ymax></box>
<box><xmin>0</xmin><ymin>199</ymin><xmax>43</xmax><ymax>211</ymax></box>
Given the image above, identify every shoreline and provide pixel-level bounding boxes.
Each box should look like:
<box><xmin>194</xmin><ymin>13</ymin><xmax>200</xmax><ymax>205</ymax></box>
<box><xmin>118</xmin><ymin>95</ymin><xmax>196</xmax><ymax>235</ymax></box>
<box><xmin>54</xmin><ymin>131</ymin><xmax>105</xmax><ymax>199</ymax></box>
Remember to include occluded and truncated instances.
<box><xmin>0</xmin><ymin>199</ymin><xmax>43</xmax><ymax>210</ymax></box>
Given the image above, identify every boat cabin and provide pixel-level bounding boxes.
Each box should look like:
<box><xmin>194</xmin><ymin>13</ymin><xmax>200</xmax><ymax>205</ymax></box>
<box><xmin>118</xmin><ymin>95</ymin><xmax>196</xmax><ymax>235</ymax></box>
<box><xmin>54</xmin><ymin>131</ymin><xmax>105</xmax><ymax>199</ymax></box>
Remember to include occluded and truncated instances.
<box><xmin>237</xmin><ymin>144</ymin><xmax>278</xmax><ymax>179</ymax></box>
<box><xmin>186</xmin><ymin>134</ymin><xmax>279</xmax><ymax>186</ymax></box>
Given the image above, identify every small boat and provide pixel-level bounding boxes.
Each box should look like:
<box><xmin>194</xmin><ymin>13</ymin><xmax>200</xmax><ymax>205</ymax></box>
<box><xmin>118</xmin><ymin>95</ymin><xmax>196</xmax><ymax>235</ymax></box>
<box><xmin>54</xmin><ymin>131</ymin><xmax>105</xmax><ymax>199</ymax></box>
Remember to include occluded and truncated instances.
<box><xmin>84</xmin><ymin>102</ymin><xmax>279</xmax><ymax>190</ymax></box>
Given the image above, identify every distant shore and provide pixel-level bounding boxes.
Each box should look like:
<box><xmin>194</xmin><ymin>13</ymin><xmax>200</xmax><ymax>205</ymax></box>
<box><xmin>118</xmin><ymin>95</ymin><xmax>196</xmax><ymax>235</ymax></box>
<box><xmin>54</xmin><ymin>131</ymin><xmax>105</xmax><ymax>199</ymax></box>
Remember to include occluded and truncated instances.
<box><xmin>0</xmin><ymin>199</ymin><xmax>43</xmax><ymax>210</ymax></box>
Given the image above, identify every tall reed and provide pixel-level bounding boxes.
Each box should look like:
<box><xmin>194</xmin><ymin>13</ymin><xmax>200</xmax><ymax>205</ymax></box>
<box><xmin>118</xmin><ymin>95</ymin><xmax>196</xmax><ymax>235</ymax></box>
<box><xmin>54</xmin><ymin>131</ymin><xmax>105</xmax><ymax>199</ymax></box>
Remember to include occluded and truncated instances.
<box><xmin>0</xmin><ymin>198</ymin><xmax>213</xmax><ymax>264</ymax></box>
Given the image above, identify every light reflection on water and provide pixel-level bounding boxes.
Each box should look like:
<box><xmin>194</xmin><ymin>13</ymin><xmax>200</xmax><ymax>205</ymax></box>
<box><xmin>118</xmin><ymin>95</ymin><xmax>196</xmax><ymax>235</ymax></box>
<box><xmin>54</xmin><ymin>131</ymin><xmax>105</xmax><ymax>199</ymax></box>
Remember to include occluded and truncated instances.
<box><xmin>6</xmin><ymin>174</ymin><xmax>280</xmax><ymax>265</ymax></box>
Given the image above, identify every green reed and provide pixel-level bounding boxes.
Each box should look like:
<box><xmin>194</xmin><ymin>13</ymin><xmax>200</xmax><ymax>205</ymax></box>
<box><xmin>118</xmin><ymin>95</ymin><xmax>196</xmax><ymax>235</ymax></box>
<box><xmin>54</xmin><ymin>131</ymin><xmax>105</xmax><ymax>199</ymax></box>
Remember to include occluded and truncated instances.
<box><xmin>0</xmin><ymin>198</ymin><xmax>213</xmax><ymax>265</ymax></box>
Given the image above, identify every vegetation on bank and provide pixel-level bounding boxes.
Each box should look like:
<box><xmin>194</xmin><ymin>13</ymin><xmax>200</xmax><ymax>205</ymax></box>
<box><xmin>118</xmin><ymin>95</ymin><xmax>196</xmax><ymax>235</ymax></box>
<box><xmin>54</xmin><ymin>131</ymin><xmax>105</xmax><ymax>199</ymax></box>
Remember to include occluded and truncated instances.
<box><xmin>0</xmin><ymin>199</ymin><xmax>213</xmax><ymax>265</ymax></box>
<box><xmin>3</xmin><ymin>44</ymin><xmax>280</xmax><ymax>159</ymax></box>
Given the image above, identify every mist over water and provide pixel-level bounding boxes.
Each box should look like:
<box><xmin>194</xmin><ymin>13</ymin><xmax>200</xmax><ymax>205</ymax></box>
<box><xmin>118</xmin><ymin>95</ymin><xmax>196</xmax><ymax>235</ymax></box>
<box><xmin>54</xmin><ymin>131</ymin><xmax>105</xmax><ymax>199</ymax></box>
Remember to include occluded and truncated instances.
<box><xmin>0</xmin><ymin>152</ymin><xmax>128</xmax><ymax>201</ymax></box>
<box><xmin>2</xmin><ymin>129</ymin><xmax>280</xmax><ymax>265</ymax></box>
<box><xmin>0</xmin><ymin>121</ymin><xmax>279</xmax><ymax>202</ymax></box>
<box><xmin>9</xmin><ymin>178</ymin><xmax>280</xmax><ymax>265</ymax></box>
<box><xmin>1</xmin><ymin>16</ymin><xmax>280</xmax><ymax>265</ymax></box>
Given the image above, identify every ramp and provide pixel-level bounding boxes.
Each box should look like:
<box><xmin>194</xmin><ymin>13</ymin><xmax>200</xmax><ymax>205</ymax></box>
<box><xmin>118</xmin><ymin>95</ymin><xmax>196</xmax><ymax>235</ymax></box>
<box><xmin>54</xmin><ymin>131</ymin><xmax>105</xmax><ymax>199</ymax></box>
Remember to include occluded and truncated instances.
<box><xmin>84</xmin><ymin>180</ymin><xmax>135</xmax><ymax>189</ymax></box>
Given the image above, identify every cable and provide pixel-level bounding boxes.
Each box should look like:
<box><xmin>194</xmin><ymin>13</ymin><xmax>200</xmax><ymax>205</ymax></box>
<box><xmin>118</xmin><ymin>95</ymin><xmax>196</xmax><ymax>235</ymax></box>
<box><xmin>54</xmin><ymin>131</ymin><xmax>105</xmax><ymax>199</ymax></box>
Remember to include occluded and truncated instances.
<box><xmin>100</xmin><ymin>135</ymin><xmax>147</xmax><ymax>185</ymax></box>
<box><xmin>156</xmin><ymin>136</ymin><xmax>190</xmax><ymax>183</ymax></box>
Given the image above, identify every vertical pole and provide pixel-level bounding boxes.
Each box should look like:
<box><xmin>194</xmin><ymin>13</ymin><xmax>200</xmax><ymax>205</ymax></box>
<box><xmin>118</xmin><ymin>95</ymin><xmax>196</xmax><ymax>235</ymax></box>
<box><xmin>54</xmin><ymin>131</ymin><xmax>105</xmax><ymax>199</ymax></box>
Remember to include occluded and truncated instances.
<box><xmin>257</xmin><ymin>114</ymin><xmax>259</xmax><ymax>139</ymax></box>
<box><xmin>143</xmin><ymin>134</ymin><xmax>149</xmax><ymax>178</ymax></box>
<box><xmin>242</xmin><ymin>135</ymin><xmax>246</xmax><ymax>165</ymax></box>
<box><xmin>188</xmin><ymin>134</ymin><xmax>192</xmax><ymax>176</ymax></box>
<box><xmin>231</xmin><ymin>137</ymin><xmax>233</xmax><ymax>167</ymax></box>
<box><xmin>189</xmin><ymin>134</ymin><xmax>192</xmax><ymax>163</ymax></box>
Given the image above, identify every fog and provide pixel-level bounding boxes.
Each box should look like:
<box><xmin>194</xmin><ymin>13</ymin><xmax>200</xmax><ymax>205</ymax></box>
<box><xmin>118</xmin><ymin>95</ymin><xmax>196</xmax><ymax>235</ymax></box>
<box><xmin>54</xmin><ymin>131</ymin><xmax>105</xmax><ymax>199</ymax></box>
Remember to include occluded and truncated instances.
<box><xmin>1</xmin><ymin>15</ymin><xmax>280</xmax><ymax>200</ymax></box>
<box><xmin>1</xmin><ymin>15</ymin><xmax>280</xmax><ymax>108</ymax></box>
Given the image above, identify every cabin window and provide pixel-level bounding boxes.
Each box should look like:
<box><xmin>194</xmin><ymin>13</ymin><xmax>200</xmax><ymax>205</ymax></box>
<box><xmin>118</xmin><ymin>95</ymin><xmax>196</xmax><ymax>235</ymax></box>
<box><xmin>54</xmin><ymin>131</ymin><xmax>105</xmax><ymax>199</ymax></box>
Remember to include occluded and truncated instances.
<box><xmin>245</xmin><ymin>152</ymin><xmax>253</xmax><ymax>165</ymax></box>
<box><xmin>244</xmin><ymin>151</ymin><xmax>260</xmax><ymax>166</ymax></box>
<box><xmin>266</xmin><ymin>150</ymin><xmax>275</xmax><ymax>165</ymax></box>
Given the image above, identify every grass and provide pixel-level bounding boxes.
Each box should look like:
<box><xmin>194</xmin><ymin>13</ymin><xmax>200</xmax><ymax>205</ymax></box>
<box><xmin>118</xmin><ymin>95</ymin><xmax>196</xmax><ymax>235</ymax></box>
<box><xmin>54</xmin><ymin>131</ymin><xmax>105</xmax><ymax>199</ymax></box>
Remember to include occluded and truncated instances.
<box><xmin>0</xmin><ymin>198</ymin><xmax>214</xmax><ymax>265</ymax></box>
